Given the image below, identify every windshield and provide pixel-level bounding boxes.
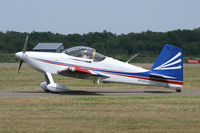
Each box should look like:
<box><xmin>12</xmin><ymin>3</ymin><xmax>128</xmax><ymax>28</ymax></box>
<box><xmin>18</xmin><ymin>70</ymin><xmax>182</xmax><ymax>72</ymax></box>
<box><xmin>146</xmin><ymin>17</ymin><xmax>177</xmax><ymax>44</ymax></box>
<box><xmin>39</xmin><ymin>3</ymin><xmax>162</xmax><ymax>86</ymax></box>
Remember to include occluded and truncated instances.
<box><xmin>64</xmin><ymin>46</ymin><xmax>106</xmax><ymax>62</ymax></box>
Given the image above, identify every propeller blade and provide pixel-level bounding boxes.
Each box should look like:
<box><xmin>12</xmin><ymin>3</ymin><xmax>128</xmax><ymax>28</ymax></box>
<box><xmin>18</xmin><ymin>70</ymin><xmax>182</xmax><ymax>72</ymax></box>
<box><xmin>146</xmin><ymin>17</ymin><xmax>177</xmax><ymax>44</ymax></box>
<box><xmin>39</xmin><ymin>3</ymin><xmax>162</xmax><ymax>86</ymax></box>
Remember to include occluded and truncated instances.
<box><xmin>17</xmin><ymin>35</ymin><xmax>29</xmax><ymax>73</ymax></box>
<box><xmin>23</xmin><ymin>35</ymin><xmax>29</xmax><ymax>53</ymax></box>
<box><xmin>18</xmin><ymin>60</ymin><xmax>23</xmax><ymax>73</ymax></box>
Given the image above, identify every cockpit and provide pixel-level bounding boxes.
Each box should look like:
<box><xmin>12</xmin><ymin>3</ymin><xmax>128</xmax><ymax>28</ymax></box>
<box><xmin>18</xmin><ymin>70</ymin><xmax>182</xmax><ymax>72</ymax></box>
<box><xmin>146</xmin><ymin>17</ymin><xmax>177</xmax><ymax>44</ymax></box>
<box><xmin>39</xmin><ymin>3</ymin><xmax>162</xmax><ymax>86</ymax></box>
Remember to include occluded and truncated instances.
<box><xmin>63</xmin><ymin>46</ymin><xmax>106</xmax><ymax>62</ymax></box>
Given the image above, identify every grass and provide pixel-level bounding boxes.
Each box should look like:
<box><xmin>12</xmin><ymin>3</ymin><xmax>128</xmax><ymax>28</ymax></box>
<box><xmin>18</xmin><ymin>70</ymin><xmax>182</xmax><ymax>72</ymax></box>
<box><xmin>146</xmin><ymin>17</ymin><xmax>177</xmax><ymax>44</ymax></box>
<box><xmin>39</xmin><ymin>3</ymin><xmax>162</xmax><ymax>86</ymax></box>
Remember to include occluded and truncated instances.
<box><xmin>0</xmin><ymin>63</ymin><xmax>200</xmax><ymax>132</ymax></box>
<box><xmin>183</xmin><ymin>65</ymin><xmax>200</xmax><ymax>89</ymax></box>
<box><xmin>0</xmin><ymin>96</ymin><xmax>200</xmax><ymax>132</ymax></box>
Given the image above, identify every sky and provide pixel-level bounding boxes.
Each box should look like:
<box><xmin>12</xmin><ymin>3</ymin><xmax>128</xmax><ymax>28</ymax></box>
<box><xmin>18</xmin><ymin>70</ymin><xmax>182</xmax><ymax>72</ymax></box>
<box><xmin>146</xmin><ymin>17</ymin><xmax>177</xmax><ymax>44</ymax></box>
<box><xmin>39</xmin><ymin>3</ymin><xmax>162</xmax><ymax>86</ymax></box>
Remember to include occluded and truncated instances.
<box><xmin>0</xmin><ymin>0</ymin><xmax>200</xmax><ymax>35</ymax></box>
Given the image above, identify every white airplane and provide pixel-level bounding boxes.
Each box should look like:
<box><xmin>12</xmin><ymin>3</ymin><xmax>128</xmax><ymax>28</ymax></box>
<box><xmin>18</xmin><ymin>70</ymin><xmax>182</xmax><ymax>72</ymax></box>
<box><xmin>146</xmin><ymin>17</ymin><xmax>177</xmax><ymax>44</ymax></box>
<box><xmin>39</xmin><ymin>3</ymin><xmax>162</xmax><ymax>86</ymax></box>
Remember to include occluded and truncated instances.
<box><xmin>15</xmin><ymin>36</ymin><xmax>183</xmax><ymax>93</ymax></box>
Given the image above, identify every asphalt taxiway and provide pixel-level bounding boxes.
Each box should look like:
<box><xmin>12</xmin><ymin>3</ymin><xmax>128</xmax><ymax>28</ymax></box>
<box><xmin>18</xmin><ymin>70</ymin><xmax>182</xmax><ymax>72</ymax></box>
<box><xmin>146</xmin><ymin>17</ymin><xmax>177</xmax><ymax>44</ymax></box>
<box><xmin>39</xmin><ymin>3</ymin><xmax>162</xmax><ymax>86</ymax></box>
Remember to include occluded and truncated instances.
<box><xmin>0</xmin><ymin>88</ymin><xmax>199</xmax><ymax>98</ymax></box>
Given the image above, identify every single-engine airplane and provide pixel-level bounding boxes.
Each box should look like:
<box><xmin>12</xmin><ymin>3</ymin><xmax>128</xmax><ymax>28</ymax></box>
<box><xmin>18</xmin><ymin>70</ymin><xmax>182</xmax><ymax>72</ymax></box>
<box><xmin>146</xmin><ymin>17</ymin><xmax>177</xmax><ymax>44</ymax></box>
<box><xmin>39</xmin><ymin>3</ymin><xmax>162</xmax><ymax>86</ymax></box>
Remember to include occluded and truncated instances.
<box><xmin>15</xmin><ymin>36</ymin><xmax>183</xmax><ymax>93</ymax></box>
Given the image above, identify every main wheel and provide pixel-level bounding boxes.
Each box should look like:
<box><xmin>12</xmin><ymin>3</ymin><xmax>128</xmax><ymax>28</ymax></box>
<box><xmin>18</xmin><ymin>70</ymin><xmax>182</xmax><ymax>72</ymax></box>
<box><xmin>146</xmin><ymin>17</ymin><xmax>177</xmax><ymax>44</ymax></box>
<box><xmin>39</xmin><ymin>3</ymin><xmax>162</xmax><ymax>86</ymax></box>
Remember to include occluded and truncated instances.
<box><xmin>175</xmin><ymin>88</ymin><xmax>181</xmax><ymax>93</ymax></box>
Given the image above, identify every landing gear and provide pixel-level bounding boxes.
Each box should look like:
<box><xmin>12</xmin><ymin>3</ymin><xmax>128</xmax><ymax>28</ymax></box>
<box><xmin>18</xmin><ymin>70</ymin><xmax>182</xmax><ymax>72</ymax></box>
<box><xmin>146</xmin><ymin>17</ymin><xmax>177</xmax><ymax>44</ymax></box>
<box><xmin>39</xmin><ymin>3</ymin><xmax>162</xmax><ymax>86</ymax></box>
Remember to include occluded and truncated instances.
<box><xmin>40</xmin><ymin>72</ymin><xmax>70</xmax><ymax>93</ymax></box>
<box><xmin>175</xmin><ymin>88</ymin><xmax>182</xmax><ymax>93</ymax></box>
<box><xmin>93</xmin><ymin>77</ymin><xmax>101</xmax><ymax>84</ymax></box>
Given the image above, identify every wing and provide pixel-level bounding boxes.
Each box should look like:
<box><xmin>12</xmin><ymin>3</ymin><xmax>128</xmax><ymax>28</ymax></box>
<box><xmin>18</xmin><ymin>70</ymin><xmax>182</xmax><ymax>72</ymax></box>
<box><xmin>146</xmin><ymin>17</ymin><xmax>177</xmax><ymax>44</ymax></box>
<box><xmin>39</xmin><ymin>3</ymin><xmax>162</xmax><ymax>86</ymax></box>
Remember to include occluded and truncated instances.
<box><xmin>57</xmin><ymin>66</ymin><xmax>109</xmax><ymax>80</ymax></box>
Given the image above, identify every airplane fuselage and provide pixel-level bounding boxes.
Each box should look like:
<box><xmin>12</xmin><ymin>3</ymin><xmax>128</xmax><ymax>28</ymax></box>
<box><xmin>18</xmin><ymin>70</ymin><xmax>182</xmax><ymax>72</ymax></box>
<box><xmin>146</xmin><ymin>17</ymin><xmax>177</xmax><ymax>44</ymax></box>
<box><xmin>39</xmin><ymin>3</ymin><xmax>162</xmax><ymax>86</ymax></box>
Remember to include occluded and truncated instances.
<box><xmin>16</xmin><ymin>51</ymin><xmax>183</xmax><ymax>88</ymax></box>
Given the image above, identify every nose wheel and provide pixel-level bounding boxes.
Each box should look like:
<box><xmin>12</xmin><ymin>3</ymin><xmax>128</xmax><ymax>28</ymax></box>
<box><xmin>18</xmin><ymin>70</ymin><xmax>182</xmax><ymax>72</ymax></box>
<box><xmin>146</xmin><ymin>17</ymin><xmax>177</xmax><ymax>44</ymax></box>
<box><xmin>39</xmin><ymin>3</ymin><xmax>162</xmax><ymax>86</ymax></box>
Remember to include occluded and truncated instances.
<box><xmin>175</xmin><ymin>88</ymin><xmax>182</xmax><ymax>93</ymax></box>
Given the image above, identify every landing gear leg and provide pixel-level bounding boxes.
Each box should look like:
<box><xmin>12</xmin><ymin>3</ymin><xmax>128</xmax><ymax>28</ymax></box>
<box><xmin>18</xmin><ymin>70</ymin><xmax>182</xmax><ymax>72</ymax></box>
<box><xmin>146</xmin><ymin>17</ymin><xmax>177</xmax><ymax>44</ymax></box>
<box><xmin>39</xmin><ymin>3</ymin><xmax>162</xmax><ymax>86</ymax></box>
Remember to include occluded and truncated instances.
<box><xmin>94</xmin><ymin>78</ymin><xmax>101</xmax><ymax>84</ymax></box>
<box><xmin>97</xmin><ymin>78</ymin><xmax>101</xmax><ymax>84</ymax></box>
<box><xmin>175</xmin><ymin>88</ymin><xmax>182</xmax><ymax>93</ymax></box>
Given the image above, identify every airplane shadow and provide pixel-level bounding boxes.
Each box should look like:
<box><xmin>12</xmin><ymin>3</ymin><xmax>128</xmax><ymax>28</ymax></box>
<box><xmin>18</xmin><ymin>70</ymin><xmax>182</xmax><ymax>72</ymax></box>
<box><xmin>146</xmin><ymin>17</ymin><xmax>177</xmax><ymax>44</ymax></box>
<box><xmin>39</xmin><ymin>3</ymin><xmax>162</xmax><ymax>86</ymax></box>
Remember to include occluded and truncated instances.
<box><xmin>49</xmin><ymin>90</ymin><xmax>174</xmax><ymax>95</ymax></box>
<box><xmin>51</xmin><ymin>90</ymin><xmax>174</xmax><ymax>96</ymax></box>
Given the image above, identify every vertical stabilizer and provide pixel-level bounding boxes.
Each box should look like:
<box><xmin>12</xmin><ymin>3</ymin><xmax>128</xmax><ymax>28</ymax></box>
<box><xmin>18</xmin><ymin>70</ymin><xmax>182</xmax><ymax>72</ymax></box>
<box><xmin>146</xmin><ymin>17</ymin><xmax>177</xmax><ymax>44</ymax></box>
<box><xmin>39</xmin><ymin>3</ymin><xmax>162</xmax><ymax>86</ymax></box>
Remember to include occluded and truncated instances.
<box><xmin>151</xmin><ymin>44</ymin><xmax>183</xmax><ymax>83</ymax></box>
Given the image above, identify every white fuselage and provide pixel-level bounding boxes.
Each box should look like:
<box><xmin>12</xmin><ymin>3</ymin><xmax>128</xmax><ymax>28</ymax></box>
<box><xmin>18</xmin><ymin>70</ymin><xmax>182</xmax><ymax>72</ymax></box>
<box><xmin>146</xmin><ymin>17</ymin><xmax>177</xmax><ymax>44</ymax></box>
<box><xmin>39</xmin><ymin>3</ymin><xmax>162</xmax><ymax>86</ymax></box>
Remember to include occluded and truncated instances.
<box><xmin>16</xmin><ymin>51</ymin><xmax>182</xmax><ymax>88</ymax></box>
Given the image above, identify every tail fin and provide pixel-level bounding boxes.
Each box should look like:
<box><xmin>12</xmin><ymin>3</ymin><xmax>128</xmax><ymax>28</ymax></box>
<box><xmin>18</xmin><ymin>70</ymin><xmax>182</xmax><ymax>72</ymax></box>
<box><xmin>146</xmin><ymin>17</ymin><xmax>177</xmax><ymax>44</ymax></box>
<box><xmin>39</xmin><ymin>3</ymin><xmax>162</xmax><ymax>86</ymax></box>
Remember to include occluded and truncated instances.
<box><xmin>151</xmin><ymin>44</ymin><xmax>183</xmax><ymax>84</ymax></box>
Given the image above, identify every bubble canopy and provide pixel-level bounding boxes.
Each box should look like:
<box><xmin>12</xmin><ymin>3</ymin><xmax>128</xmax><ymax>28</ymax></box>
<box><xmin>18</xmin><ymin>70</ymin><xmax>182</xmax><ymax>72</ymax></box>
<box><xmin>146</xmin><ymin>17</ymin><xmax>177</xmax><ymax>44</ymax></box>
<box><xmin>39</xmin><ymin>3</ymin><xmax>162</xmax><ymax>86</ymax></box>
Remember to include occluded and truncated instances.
<box><xmin>63</xmin><ymin>46</ymin><xmax>106</xmax><ymax>62</ymax></box>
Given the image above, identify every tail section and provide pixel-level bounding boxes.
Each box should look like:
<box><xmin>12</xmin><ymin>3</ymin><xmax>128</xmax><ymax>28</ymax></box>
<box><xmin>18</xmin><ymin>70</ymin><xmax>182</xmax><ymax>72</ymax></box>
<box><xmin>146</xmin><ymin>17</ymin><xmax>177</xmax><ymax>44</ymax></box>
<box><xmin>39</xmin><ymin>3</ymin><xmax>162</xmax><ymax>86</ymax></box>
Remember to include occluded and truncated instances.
<box><xmin>151</xmin><ymin>44</ymin><xmax>183</xmax><ymax>87</ymax></box>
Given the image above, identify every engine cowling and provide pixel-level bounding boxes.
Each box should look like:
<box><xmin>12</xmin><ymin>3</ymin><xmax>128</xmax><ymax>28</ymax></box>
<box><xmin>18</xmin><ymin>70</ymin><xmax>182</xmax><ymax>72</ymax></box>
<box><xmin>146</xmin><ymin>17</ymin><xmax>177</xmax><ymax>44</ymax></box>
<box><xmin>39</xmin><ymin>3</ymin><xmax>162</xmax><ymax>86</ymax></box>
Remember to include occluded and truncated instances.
<box><xmin>40</xmin><ymin>82</ymin><xmax>70</xmax><ymax>92</ymax></box>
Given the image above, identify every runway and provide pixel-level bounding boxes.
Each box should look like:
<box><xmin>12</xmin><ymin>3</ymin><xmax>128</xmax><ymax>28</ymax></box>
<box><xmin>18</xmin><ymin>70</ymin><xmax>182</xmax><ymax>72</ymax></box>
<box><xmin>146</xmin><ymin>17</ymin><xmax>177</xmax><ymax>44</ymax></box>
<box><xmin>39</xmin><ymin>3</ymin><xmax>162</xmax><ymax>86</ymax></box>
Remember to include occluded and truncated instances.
<box><xmin>0</xmin><ymin>88</ymin><xmax>200</xmax><ymax>98</ymax></box>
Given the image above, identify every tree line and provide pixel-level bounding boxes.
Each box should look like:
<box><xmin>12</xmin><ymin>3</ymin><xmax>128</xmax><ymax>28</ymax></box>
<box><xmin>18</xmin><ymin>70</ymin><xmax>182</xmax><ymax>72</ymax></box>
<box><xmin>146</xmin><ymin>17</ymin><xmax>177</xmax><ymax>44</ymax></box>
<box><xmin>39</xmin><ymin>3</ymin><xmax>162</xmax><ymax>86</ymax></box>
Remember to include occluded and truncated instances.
<box><xmin>0</xmin><ymin>28</ymin><xmax>200</xmax><ymax>59</ymax></box>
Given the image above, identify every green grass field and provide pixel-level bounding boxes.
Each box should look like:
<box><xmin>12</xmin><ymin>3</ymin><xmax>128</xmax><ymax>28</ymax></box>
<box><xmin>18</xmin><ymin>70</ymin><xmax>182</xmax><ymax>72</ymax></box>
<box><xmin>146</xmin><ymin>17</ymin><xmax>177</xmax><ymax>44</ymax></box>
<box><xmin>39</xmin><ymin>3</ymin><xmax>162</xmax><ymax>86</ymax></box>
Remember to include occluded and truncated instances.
<box><xmin>0</xmin><ymin>96</ymin><xmax>200</xmax><ymax>133</ymax></box>
<box><xmin>0</xmin><ymin>64</ymin><xmax>200</xmax><ymax>132</ymax></box>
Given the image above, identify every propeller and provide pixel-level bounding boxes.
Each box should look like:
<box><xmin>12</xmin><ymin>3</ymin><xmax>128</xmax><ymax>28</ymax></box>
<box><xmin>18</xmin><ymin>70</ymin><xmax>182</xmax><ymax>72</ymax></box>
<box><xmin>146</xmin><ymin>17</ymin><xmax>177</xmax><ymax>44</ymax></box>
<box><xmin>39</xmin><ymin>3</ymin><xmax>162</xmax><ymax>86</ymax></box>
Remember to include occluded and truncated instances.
<box><xmin>17</xmin><ymin>35</ymin><xmax>29</xmax><ymax>73</ymax></box>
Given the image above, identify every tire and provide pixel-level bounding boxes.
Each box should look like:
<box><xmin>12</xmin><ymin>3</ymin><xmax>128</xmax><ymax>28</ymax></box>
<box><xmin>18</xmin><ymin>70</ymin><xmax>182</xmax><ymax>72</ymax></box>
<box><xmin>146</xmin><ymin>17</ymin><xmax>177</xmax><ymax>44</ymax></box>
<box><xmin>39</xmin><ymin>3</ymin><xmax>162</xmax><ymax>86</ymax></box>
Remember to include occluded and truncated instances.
<box><xmin>176</xmin><ymin>88</ymin><xmax>181</xmax><ymax>93</ymax></box>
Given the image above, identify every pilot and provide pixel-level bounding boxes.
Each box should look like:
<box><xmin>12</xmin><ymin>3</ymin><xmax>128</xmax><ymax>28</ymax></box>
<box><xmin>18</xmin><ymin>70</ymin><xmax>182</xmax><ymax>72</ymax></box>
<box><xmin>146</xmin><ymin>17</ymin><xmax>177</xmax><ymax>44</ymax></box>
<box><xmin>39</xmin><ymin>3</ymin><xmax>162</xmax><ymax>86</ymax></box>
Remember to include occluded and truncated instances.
<box><xmin>81</xmin><ymin>50</ymin><xmax>87</xmax><ymax>58</ymax></box>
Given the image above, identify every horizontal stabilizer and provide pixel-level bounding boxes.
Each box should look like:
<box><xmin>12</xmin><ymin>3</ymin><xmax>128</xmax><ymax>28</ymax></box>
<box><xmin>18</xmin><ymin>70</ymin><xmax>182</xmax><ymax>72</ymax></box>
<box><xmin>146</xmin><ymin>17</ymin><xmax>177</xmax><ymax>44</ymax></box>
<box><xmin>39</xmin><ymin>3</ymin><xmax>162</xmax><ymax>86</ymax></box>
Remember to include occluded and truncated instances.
<box><xmin>150</xmin><ymin>73</ymin><xmax>176</xmax><ymax>79</ymax></box>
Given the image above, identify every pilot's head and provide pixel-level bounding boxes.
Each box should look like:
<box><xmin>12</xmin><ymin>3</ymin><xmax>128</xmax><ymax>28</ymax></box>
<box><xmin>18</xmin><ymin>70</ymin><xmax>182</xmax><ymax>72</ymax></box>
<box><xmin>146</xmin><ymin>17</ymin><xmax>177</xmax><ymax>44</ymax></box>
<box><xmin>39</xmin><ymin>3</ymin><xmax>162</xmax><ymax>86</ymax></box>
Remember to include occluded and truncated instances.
<box><xmin>81</xmin><ymin>49</ymin><xmax>87</xmax><ymax>57</ymax></box>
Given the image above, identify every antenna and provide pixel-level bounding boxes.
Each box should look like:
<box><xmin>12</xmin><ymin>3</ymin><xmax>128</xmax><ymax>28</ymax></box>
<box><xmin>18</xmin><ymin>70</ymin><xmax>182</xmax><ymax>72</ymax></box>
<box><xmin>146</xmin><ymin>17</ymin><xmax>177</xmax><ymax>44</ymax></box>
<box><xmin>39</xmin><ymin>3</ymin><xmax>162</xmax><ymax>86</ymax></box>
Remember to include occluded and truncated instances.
<box><xmin>126</xmin><ymin>53</ymin><xmax>139</xmax><ymax>63</ymax></box>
